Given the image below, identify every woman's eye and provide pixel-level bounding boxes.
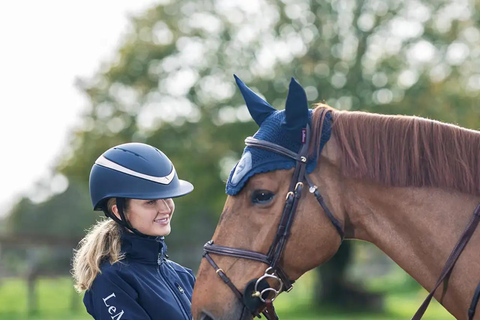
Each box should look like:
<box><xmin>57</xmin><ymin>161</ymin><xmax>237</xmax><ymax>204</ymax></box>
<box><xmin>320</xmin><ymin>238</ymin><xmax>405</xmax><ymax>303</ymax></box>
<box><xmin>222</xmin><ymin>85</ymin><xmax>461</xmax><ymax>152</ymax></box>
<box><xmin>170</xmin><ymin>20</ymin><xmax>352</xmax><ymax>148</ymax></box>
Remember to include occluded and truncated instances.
<box><xmin>251</xmin><ymin>190</ymin><xmax>274</xmax><ymax>205</ymax></box>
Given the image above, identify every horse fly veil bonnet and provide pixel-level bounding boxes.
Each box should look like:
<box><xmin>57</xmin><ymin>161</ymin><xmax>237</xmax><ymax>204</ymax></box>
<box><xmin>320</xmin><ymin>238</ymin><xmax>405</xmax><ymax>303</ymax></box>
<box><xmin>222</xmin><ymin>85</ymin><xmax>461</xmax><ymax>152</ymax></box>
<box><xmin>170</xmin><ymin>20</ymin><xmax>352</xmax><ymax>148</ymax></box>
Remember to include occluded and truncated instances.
<box><xmin>226</xmin><ymin>75</ymin><xmax>332</xmax><ymax>195</ymax></box>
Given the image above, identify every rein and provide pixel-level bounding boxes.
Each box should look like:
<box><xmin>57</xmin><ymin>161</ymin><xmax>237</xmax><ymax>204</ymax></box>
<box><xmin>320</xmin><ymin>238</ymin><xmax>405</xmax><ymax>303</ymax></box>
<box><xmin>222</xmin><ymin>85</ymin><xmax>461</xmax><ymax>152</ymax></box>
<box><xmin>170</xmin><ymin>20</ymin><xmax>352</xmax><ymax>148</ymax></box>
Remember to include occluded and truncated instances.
<box><xmin>203</xmin><ymin>110</ymin><xmax>344</xmax><ymax>319</ymax></box>
<box><xmin>412</xmin><ymin>203</ymin><xmax>480</xmax><ymax>320</ymax></box>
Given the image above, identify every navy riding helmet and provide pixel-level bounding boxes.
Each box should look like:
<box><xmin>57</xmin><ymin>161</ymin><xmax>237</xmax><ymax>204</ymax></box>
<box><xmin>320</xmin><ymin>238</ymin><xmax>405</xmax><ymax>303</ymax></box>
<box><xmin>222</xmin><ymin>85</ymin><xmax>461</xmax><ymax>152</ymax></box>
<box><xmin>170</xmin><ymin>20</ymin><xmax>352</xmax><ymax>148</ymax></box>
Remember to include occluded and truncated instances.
<box><xmin>89</xmin><ymin>143</ymin><xmax>194</xmax><ymax>235</ymax></box>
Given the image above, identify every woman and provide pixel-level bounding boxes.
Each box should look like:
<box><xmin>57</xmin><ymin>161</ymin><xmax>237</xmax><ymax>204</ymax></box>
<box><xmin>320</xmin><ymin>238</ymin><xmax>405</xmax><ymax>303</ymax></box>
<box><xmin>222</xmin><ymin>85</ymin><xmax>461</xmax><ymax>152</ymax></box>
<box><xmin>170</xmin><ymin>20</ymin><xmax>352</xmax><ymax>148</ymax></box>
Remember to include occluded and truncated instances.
<box><xmin>72</xmin><ymin>142</ymin><xmax>195</xmax><ymax>320</ymax></box>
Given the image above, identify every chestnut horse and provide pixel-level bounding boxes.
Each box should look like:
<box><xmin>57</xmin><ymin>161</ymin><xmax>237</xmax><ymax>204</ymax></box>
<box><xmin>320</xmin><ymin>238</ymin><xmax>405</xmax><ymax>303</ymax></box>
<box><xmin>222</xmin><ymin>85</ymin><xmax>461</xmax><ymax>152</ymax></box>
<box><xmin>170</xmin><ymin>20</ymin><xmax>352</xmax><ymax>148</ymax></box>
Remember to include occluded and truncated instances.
<box><xmin>192</xmin><ymin>77</ymin><xmax>480</xmax><ymax>320</ymax></box>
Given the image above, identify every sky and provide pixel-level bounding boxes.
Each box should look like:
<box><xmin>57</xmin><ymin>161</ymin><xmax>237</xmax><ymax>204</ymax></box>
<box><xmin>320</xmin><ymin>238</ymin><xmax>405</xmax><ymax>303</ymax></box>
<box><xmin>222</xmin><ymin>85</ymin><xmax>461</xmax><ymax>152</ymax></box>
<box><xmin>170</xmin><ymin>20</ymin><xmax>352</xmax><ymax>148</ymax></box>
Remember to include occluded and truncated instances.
<box><xmin>0</xmin><ymin>0</ymin><xmax>159</xmax><ymax>216</ymax></box>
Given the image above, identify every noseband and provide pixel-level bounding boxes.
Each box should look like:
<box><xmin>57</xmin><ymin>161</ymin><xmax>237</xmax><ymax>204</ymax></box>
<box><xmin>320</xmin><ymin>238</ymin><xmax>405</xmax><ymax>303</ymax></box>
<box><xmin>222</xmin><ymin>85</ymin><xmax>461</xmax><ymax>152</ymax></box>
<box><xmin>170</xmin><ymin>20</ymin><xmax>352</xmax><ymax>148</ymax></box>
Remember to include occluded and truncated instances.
<box><xmin>203</xmin><ymin>117</ymin><xmax>344</xmax><ymax>319</ymax></box>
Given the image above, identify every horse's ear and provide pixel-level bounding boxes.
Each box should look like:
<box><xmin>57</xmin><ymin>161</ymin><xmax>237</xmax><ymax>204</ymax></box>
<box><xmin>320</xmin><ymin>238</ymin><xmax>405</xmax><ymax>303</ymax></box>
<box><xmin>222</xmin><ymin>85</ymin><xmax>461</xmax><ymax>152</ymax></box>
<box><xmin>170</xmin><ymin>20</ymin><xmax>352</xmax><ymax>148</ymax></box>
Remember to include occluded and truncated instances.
<box><xmin>283</xmin><ymin>77</ymin><xmax>308</xmax><ymax>131</ymax></box>
<box><xmin>234</xmin><ymin>74</ymin><xmax>276</xmax><ymax>126</ymax></box>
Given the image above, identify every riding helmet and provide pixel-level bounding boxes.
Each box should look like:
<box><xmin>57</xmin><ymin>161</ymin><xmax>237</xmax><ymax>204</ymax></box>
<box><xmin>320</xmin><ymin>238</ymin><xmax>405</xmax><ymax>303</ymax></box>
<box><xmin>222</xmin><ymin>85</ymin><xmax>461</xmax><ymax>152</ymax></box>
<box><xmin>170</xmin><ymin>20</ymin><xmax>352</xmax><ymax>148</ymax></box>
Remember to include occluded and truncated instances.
<box><xmin>89</xmin><ymin>142</ymin><xmax>194</xmax><ymax>211</ymax></box>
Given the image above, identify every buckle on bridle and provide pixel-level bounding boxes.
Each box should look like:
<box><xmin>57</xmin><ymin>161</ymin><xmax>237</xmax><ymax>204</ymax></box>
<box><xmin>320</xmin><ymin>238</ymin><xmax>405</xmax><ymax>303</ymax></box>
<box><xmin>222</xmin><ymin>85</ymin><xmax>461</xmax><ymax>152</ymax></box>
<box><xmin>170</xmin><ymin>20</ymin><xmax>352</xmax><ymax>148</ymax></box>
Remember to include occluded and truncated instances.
<box><xmin>295</xmin><ymin>182</ymin><xmax>304</xmax><ymax>192</ymax></box>
<box><xmin>285</xmin><ymin>191</ymin><xmax>294</xmax><ymax>200</ymax></box>
<box><xmin>286</xmin><ymin>284</ymin><xmax>294</xmax><ymax>292</ymax></box>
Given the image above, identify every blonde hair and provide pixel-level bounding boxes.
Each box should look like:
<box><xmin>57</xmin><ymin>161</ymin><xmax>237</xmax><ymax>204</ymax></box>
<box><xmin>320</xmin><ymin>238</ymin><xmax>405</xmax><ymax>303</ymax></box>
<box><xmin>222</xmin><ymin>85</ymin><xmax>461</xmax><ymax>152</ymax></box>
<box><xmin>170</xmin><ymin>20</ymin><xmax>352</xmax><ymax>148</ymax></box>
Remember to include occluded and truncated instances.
<box><xmin>72</xmin><ymin>199</ymin><xmax>126</xmax><ymax>292</ymax></box>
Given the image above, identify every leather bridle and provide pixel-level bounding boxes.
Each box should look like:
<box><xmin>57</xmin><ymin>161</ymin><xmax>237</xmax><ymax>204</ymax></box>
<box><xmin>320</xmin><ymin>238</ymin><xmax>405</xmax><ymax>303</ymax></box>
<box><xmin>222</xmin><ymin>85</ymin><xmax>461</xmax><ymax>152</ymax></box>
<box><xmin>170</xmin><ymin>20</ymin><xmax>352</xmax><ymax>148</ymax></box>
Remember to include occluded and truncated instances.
<box><xmin>203</xmin><ymin>112</ymin><xmax>344</xmax><ymax>319</ymax></box>
<box><xmin>202</xmin><ymin>110</ymin><xmax>480</xmax><ymax>320</ymax></box>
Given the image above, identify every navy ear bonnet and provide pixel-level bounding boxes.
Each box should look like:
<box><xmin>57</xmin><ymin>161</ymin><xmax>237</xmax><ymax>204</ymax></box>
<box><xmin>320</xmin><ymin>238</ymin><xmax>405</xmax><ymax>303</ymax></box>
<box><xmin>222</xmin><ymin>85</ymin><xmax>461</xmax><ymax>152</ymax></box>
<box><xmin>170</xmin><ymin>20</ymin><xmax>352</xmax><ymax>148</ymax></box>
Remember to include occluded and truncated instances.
<box><xmin>226</xmin><ymin>76</ymin><xmax>332</xmax><ymax>196</ymax></box>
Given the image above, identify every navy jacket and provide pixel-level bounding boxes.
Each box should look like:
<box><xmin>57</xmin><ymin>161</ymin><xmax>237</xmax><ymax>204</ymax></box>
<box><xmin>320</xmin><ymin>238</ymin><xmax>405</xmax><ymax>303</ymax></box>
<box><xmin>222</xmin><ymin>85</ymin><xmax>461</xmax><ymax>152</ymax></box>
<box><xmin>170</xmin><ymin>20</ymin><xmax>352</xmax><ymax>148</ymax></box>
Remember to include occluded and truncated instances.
<box><xmin>83</xmin><ymin>232</ymin><xmax>195</xmax><ymax>320</ymax></box>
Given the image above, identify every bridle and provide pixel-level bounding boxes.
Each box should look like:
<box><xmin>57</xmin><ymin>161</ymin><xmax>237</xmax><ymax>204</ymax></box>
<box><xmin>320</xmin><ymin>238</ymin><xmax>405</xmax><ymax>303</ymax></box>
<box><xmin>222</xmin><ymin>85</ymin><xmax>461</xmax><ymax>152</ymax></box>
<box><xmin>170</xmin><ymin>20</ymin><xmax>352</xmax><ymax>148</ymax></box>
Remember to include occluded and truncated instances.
<box><xmin>203</xmin><ymin>110</ymin><xmax>344</xmax><ymax>319</ymax></box>
<box><xmin>202</xmin><ymin>110</ymin><xmax>480</xmax><ymax>320</ymax></box>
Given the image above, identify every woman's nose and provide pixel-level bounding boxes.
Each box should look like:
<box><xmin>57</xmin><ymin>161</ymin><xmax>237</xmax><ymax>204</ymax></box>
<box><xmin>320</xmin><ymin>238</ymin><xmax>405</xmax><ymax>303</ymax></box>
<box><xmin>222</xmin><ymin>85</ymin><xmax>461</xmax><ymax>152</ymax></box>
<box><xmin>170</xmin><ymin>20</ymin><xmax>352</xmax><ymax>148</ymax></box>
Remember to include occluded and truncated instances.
<box><xmin>156</xmin><ymin>199</ymin><xmax>171</xmax><ymax>212</ymax></box>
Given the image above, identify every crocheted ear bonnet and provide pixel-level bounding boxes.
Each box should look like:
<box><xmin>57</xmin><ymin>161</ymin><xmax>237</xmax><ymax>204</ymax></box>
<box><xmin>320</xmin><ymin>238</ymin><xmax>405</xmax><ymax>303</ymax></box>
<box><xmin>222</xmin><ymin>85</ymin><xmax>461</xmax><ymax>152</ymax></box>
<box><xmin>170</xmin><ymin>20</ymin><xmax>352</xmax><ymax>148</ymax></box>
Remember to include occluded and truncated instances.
<box><xmin>226</xmin><ymin>76</ymin><xmax>332</xmax><ymax>196</ymax></box>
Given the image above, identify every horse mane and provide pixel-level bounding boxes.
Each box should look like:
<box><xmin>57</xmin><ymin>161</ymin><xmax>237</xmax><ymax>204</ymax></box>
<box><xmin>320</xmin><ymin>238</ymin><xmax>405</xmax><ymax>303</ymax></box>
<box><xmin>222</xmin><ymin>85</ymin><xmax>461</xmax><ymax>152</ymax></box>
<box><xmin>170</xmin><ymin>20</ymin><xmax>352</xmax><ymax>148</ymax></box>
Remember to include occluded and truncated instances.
<box><xmin>311</xmin><ymin>105</ymin><xmax>480</xmax><ymax>196</ymax></box>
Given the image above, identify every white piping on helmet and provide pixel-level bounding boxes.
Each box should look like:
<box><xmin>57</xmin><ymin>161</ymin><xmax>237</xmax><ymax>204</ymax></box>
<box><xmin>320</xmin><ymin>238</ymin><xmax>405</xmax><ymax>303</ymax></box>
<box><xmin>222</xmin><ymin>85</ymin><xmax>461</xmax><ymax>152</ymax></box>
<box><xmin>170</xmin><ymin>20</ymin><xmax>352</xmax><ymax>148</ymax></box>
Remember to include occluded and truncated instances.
<box><xmin>95</xmin><ymin>155</ymin><xmax>175</xmax><ymax>185</ymax></box>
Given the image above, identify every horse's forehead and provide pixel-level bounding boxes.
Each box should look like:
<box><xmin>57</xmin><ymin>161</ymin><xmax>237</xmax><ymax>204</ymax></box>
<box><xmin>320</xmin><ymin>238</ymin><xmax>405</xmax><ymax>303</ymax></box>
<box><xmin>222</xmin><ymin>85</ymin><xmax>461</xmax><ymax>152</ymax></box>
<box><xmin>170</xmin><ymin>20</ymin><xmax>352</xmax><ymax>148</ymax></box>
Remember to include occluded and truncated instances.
<box><xmin>226</xmin><ymin>110</ymin><xmax>305</xmax><ymax>196</ymax></box>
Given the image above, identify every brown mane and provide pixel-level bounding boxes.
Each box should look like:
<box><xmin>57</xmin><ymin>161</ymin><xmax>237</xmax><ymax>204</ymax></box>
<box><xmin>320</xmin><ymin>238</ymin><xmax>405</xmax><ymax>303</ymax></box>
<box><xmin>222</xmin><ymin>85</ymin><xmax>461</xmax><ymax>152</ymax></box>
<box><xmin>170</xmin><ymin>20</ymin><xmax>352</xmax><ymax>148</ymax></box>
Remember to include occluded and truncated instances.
<box><xmin>311</xmin><ymin>105</ymin><xmax>480</xmax><ymax>196</ymax></box>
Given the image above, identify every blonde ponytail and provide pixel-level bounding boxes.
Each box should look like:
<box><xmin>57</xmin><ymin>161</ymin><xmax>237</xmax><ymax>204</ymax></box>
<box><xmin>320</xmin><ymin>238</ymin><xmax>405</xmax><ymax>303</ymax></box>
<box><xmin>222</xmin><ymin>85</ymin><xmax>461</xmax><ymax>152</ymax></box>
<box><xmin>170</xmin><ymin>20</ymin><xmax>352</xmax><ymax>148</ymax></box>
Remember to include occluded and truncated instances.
<box><xmin>72</xmin><ymin>199</ymin><xmax>125</xmax><ymax>292</ymax></box>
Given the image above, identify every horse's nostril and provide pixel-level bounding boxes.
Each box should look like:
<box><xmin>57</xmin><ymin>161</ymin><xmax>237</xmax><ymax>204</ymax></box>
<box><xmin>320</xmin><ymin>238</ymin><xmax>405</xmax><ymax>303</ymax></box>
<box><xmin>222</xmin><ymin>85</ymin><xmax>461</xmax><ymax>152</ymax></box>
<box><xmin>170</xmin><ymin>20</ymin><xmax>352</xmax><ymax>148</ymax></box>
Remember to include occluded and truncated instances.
<box><xmin>200</xmin><ymin>312</ymin><xmax>215</xmax><ymax>320</ymax></box>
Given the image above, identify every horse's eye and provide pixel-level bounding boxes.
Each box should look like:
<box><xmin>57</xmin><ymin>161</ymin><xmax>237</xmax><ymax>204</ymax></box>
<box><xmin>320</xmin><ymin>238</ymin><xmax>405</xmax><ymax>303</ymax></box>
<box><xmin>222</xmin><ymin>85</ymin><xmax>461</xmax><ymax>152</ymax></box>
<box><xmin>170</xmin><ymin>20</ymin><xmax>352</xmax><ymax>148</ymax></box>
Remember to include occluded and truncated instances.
<box><xmin>251</xmin><ymin>190</ymin><xmax>275</xmax><ymax>205</ymax></box>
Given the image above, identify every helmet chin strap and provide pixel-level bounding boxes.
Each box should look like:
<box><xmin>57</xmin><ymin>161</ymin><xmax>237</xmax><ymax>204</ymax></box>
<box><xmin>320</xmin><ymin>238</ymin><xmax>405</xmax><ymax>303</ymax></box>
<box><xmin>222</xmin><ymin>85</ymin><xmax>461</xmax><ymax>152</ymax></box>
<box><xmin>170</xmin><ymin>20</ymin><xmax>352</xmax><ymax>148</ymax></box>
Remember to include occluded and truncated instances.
<box><xmin>103</xmin><ymin>198</ymin><xmax>156</xmax><ymax>239</ymax></box>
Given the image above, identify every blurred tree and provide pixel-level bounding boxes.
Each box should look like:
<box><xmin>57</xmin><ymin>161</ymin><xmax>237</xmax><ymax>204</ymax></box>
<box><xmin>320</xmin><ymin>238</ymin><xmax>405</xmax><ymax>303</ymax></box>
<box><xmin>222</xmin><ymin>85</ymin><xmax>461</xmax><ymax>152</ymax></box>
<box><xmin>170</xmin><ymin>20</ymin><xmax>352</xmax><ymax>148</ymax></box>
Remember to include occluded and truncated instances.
<box><xmin>6</xmin><ymin>180</ymin><xmax>97</xmax><ymax>239</ymax></box>
<box><xmin>5</xmin><ymin>0</ymin><xmax>479</xmax><ymax>310</ymax></box>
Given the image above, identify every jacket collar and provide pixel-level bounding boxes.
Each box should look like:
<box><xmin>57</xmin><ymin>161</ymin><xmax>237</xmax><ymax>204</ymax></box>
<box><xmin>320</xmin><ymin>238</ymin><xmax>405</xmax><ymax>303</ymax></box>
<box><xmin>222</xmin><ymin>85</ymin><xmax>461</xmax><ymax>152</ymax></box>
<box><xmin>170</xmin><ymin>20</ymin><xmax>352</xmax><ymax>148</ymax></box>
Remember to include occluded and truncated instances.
<box><xmin>121</xmin><ymin>231</ymin><xmax>167</xmax><ymax>265</ymax></box>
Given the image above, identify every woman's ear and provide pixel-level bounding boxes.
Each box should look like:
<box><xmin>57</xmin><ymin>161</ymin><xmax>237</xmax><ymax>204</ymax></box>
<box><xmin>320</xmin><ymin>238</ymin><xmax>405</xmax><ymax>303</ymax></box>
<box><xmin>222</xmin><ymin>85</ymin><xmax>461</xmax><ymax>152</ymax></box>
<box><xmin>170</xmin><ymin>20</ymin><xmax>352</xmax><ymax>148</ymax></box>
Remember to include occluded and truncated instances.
<box><xmin>111</xmin><ymin>204</ymin><xmax>122</xmax><ymax>220</ymax></box>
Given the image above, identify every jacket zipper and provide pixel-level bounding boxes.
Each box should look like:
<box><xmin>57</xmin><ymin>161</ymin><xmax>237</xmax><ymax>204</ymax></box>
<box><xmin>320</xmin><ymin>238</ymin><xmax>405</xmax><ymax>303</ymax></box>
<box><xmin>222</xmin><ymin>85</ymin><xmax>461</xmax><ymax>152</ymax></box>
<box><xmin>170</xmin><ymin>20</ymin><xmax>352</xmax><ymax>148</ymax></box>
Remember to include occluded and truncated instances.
<box><xmin>157</xmin><ymin>254</ymin><xmax>190</xmax><ymax>320</ymax></box>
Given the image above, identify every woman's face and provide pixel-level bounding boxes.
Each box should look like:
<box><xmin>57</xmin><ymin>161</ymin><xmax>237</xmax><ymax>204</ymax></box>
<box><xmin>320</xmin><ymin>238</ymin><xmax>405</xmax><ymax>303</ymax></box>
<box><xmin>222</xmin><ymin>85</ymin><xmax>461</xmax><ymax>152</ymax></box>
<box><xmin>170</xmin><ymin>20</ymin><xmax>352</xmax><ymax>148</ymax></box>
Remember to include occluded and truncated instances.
<box><xmin>114</xmin><ymin>198</ymin><xmax>175</xmax><ymax>236</ymax></box>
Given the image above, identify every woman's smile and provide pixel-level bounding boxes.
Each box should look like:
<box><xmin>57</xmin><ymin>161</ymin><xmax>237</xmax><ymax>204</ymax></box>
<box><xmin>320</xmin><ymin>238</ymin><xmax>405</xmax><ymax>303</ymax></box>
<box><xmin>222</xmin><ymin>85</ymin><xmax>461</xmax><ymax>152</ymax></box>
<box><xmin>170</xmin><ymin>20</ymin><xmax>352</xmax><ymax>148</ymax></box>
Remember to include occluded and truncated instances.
<box><xmin>154</xmin><ymin>216</ymin><xmax>170</xmax><ymax>225</ymax></box>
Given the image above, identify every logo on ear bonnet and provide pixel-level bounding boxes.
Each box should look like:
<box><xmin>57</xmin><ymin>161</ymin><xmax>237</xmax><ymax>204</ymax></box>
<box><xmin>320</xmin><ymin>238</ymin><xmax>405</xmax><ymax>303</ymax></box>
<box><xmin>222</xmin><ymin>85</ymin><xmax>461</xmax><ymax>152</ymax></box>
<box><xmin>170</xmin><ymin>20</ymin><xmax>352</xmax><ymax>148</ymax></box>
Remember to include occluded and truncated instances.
<box><xmin>230</xmin><ymin>151</ymin><xmax>252</xmax><ymax>185</ymax></box>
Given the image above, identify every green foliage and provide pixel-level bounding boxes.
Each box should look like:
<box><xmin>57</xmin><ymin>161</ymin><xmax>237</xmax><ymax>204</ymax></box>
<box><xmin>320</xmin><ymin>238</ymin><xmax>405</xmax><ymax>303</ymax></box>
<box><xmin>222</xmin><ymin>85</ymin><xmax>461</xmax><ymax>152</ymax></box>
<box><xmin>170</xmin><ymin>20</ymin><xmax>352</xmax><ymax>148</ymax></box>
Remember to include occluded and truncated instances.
<box><xmin>6</xmin><ymin>181</ymin><xmax>99</xmax><ymax>238</ymax></box>
<box><xmin>58</xmin><ymin>0</ymin><xmax>480</xmax><ymax>225</ymax></box>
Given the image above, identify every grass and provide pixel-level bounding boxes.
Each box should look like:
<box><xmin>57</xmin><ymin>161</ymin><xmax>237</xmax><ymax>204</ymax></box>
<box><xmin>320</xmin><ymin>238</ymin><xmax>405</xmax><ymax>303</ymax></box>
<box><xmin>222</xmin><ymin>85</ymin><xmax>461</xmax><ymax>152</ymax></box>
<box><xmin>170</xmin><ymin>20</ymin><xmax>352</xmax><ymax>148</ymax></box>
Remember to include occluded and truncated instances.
<box><xmin>274</xmin><ymin>271</ymin><xmax>454</xmax><ymax>320</ymax></box>
<box><xmin>0</xmin><ymin>277</ymin><xmax>87</xmax><ymax>320</ymax></box>
<box><xmin>0</xmin><ymin>272</ymin><xmax>454</xmax><ymax>320</ymax></box>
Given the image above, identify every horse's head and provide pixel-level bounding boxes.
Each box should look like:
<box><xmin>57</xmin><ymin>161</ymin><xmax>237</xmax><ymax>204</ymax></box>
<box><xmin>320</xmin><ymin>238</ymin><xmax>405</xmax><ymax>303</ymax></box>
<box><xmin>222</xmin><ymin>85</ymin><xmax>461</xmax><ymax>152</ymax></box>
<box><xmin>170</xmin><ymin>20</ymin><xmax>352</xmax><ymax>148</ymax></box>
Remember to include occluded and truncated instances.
<box><xmin>192</xmin><ymin>76</ymin><xmax>345</xmax><ymax>320</ymax></box>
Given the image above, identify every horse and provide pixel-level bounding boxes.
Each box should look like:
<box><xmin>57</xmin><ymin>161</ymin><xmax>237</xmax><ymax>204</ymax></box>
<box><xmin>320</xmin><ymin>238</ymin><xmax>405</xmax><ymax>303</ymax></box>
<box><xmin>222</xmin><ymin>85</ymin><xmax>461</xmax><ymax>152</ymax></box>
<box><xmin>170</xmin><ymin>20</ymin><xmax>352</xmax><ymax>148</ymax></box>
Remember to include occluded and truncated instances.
<box><xmin>191</xmin><ymin>75</ymin><xmax>480</xmax><ymax>320</ymax></box>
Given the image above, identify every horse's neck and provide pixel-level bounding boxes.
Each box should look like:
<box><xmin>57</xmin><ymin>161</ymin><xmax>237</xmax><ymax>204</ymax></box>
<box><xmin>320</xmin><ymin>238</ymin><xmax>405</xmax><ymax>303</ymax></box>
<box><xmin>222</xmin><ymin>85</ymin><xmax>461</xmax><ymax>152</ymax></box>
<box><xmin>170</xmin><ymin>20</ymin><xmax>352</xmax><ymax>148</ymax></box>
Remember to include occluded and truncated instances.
<box><xmin>344</xmin><ymin>178</ymin><xmax>480</xmax><ymax>319</ymax></box>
